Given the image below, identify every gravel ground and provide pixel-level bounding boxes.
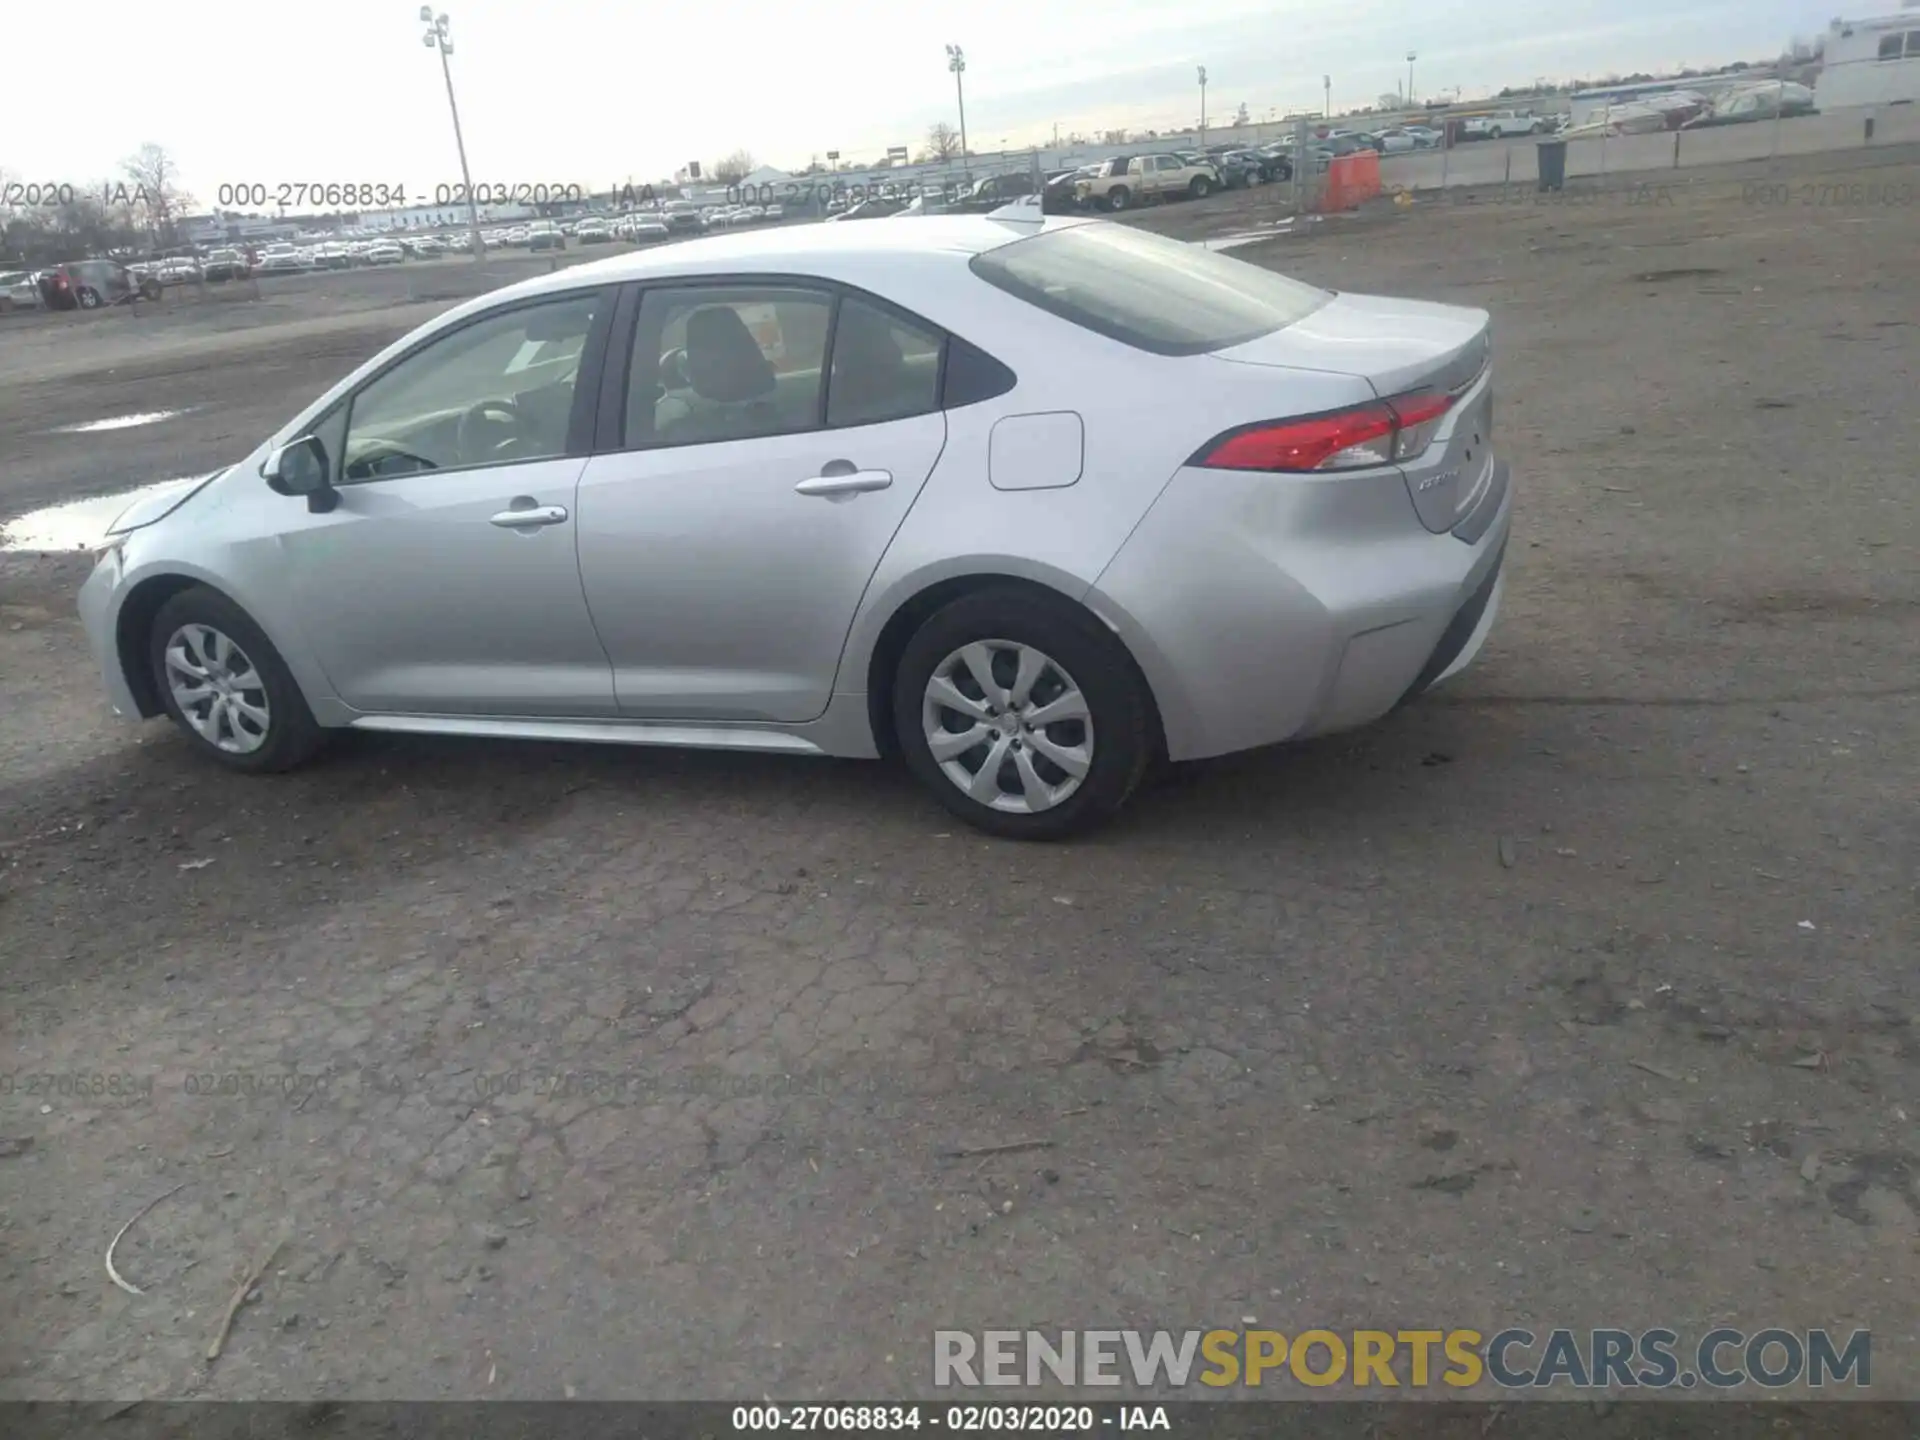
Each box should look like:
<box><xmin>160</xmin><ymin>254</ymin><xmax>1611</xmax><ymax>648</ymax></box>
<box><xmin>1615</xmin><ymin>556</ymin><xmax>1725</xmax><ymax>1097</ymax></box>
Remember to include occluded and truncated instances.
<box><xmin>0</xmin><ymin>148</ymin><xmax>1916</xmax><ymax>1404</ymax></box>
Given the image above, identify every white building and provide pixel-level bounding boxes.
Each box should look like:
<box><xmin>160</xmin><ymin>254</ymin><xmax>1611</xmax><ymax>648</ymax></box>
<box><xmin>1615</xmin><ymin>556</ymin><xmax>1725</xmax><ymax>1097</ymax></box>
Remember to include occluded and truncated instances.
<box><xmin>180</xmin><ymin>214</ymin><xmax>301</xmax><ymax>245</ymax></box>
<box><xmin>1817</xmin><ymin>7</ymin><xmax>1920</xmax><ymax>108</ymax></box>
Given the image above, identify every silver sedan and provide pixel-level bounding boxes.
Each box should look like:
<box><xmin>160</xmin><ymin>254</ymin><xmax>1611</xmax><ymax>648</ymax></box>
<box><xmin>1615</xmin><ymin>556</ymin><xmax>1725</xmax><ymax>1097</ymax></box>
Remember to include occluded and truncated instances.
<box><xmin>79</xmin><ymin>212</ymin><xmax>1512</xmax><ymax>839</ymax></box>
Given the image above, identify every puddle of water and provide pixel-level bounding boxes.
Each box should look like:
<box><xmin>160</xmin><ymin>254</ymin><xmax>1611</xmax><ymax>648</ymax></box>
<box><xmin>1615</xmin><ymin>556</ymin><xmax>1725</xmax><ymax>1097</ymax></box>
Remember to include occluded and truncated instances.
<box><xmin>1</xmin><ymin>478</ymin><xmax>203</xmax><ymax>552</ymax></box>
<box><xmin>48</xmin><ymin>408</ymin><xmax>191</xmax><ymax>435</ymax></box>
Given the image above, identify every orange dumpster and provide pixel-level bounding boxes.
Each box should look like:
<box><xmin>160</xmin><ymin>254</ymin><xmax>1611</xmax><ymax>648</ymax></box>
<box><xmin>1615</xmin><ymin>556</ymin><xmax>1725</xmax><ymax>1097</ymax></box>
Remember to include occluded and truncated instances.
<box><xmin>1322</xmin><ymin>150</ymin><xmax>1383</xmax><ymax>212</ymax></box>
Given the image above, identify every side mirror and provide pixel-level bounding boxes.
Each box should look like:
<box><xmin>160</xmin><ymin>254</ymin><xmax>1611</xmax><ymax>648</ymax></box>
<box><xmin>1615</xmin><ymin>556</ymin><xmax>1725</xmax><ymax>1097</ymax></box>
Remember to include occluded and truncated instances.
<box><xmin>263</xmin><ymin>435</ymin><xmax>338</xmax><ymax>513</ymax></box>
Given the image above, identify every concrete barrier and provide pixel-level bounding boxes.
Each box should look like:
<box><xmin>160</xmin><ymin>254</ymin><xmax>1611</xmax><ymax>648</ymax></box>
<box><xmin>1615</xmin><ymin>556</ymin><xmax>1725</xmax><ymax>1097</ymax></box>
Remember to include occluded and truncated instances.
<box><xmin>1384</xmin><ymin>105</ymin><xmax>1920</xmax><ymax>191</ymax></box>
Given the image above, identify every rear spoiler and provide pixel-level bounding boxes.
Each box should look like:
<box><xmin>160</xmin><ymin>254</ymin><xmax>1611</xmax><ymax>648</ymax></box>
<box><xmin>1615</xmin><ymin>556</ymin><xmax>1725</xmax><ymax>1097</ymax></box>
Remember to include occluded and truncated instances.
<box><xmin>986</xmin><ymin>194</ymin><xmax>1045</xmax><ymax>226</ymax></box>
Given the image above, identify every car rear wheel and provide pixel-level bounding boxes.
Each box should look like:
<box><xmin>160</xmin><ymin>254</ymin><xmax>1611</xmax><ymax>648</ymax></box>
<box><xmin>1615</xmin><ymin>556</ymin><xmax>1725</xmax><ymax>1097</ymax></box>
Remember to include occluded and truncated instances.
<box><xmin>1104</xmin><ymin>185</ymin><xmax>1131</xmax><ymax>211</ymax></box>
<box><xmin>77</xmin><ymin>287</ymin><xmax>102</xmax><ymax>309</ymax></box>
<box><xmin>893</xmin><ymin>588</ymin><xmax>1154</xmax><ymax>841</ymax></box>
<box><xmin>149</xmin><ymin>586</ymin><xmax>327</xmax><ymax>774</ymax></box>
<box><xmin>1189</xmin><ymin>176</ymin><xmax>1212</xmax><ymax>198</ymax></box>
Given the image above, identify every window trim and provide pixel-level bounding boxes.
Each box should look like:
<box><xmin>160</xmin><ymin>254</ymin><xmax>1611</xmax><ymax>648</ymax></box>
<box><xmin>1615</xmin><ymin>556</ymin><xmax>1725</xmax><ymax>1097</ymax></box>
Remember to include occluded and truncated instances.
<box><xmin>329</xmin><ymin>285</ymin><xmax>618</xmax><ymax>488</ymax></box>
<box><xmin>599</xmin><ymin>273</ymin><xmax>967</xmax><ymax>454</ymax></box>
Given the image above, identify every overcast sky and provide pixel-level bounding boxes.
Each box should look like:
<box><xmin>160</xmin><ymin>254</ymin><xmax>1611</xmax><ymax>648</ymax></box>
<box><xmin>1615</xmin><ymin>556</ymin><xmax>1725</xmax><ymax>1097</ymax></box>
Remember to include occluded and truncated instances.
<box><xmin>1</xmin><ymin>0</ymin><xmax>1833</xmax><ymax>206</ymax></box>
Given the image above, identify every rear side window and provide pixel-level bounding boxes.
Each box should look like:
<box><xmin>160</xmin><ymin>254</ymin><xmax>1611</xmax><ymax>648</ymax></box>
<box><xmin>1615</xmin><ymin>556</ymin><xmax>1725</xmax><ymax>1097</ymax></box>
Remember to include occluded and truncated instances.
<box><xmin>826</xmin><ymin>297</ymin><xmax>942</xmax><ymax>428</ymax></box>
<box><xmin>969</xmin><ymin>223</ymin><xmax>1331</xmax><ymax>357</ymax></box>
<box><xmin>941</xmin><ymin>337</ymin><xmax>1016</xmax><ymax>407</ymax></box>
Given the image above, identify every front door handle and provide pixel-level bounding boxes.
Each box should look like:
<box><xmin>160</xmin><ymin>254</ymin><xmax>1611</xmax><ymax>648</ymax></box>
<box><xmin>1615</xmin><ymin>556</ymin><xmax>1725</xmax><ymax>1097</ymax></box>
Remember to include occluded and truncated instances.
<box><xmin>489</xmin><ymin>502</ymin><xmax>569</xmax><ymax>528</ymax></box>
<box><xmin>795</xmin><ymin>466</ymin><xmax>893</xmax><ymax>497</ymax></box>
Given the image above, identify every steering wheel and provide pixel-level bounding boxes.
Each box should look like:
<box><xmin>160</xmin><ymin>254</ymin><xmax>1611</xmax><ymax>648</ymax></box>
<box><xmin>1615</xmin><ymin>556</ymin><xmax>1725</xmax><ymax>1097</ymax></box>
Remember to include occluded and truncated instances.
<box><xmin>456</xmin><ymin>397</ymin><xmax>526</xmax><ymax>463</ymax></box>
<box><xmin>660</xmin><ymin>347</ymin><xmax>691</xmax><ymax>390</ymax></box>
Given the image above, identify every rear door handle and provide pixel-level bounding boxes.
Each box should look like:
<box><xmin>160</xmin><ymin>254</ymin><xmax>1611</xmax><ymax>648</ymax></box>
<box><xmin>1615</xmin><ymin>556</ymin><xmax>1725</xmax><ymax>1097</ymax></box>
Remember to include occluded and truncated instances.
<box><xmin>489</xmin><ymin>503</ymin><xmax>569</xmax><ymax>528</ymax></box>
<box><xmin>795</xmin><ymin>468</ymin><xmax>893</xmax><ymax>497</ymax></box>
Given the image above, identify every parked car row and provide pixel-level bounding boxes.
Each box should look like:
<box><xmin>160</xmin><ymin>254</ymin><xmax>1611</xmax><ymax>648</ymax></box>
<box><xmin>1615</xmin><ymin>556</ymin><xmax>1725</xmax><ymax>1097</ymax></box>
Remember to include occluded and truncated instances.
<box><xmin>244</xmin><ymin>235</ymin><xmax>449</xmax><ymax>273</ymax></box>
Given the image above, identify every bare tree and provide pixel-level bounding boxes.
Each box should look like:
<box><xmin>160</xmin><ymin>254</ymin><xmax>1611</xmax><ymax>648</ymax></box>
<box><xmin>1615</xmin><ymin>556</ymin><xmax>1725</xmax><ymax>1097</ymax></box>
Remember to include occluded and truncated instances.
<box><xmin>712</xmin><ymin>150</ymin><xmax>756</xmax><ymax>184</ymax></box>
<box><xmin>924</xmin><ymin>122</ymin><xmax>962</xmax><ymax>161</ymax></box>
<box><xmin>1100</xmin><ymin>128</ymin><xmax>1130</xmax><ymax>145</ymax></box>
<box><xmin>119</xmin><ymin>143</ymin><xmax>193</xmax><ymax>244</ymax></box>
<box><xmin>1233</xmin><ymin>101</ymin><xmax>1250</xmax><ymax>126</ymax></box>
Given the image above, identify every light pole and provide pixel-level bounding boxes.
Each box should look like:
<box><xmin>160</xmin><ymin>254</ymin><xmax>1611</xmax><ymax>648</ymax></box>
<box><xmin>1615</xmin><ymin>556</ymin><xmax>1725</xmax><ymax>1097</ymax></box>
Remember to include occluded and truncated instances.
<box><xmin>946</xmin><ymin>45</ymin><xmax>970</xmax><ymax>185</ymax></box>
<box><xmin>1406</xmin><ymin>51</ymin><xmax>1417</xmax><ymax>107</ymax></box>
<box><xmin>1323</xmin><ymin>74</ymin><xmax>1331</xmax><ymax>120</ymax></box>
<box><xmin>1197</xmin><ymin>66</ymin><xmax>1208</xmax><ymax>146</ymax></box>
<box><xmin>421</xmin><ymin>7</ymin><xmax>485</xmax><ymax>261</ymax></box>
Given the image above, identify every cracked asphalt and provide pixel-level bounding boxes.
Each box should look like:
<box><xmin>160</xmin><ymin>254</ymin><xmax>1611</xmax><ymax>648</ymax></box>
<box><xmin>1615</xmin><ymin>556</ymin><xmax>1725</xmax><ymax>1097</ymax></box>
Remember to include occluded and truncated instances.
<box><xmin>0</xmin><ymin>148</ymin><xmax>1917</xmax><ymax>1403</ymax></box>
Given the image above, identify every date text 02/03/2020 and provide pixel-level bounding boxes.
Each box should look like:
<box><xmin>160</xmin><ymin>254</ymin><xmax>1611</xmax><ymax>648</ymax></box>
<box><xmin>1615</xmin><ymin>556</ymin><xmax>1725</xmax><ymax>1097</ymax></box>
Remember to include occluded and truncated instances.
<box><xmin>729</xmin><ymin>1405</ymin><xmax>1169</xmax><ymax>1431</ymax></box>
<box><xmin>211</xmin><ymin>182</ymin><xmax>659</xmax><ymax>210</ymax></box>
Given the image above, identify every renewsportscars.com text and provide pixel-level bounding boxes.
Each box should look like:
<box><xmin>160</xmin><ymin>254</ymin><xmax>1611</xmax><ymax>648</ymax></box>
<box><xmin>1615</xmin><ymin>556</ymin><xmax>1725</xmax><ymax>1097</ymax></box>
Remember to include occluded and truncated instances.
<box><xmin>933</xmin><ymin>1328</ymin><xmax>1870</xmax><ymax>1390</ymax></box>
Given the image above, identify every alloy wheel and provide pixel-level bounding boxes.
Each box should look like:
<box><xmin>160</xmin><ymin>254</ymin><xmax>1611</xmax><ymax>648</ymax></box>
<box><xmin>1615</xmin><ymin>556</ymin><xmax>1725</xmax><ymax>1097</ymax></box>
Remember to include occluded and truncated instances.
<box><xmin>922</xmin><ymin>640</ymin><xmax>1094</xmax><ymax>815</ymax></box>
<box><xmin>164</xmin><ymin>623</ymin><xmax>272</xmax><ymax>754</ymax></box>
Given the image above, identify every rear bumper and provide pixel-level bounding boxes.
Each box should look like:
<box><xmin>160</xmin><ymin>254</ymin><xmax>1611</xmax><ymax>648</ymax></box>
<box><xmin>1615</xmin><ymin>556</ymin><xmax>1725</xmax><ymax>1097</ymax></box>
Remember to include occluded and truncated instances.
<box><xmin>1395</xmin><ymin>535</ymin><xmax>1507</xmax><ymax>705</ymax></box>
<box><xmin>1088</xmin><ymin>460</ymin><xmax>1513</xmax><ymax>762</ymax></box>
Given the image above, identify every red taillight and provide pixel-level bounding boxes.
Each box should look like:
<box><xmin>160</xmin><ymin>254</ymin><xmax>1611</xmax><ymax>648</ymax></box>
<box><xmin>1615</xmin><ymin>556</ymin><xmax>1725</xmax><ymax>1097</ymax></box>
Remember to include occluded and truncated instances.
<box><xmin>1194</xmin><ymin>390</ymin><xmax>1456</xmax><ymax>473</ymax></box>
<box><xmin>1200</xmin><ymin>403</ymin><xmax>1397</xmax><ymax>472</ymax></box>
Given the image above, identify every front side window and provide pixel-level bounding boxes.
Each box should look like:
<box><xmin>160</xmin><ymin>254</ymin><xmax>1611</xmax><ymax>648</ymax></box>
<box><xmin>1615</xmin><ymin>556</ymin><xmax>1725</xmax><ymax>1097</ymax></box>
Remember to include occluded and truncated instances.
<box><xmin>1879</xmin><ymin>32</ymin><xmax>1904</xmax><ymax>58</ymax></box>
<box><xmin>624</xmin><ymin>286</ymin><xmax>833</xmax><ymax>447</ymax></box>
<box><xmin>970</xmin><ymin>222</ymin><xmax>1331</xmax><ymax>357</ymax></box>
<box><xmin>340</xmin><ymin>292</ymin><xmax>599</xmax><ymax>481</ymax></box>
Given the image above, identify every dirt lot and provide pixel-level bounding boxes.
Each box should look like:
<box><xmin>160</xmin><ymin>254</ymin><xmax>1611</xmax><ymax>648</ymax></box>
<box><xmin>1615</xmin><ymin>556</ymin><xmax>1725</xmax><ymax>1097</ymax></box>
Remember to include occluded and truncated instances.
<box><xmin>1</xmin><ymin>146</ymin><xmax>1917</xmax><ymax>1404</ymax></box>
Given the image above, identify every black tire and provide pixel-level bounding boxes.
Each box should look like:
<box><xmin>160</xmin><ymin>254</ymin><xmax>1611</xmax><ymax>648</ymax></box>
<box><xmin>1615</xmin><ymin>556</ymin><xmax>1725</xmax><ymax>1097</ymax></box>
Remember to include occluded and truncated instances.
<box><xmin>1106</xmin><ymin>184</ymin><xmax>1130</xmax><ymax>211</ymax></box>
<box><xmin>77</xmin><ymin>287</ymin><xmax>102</xmax><ymax>309</ymax></box>
<box><xmin>892</xmin><ymin>587</ymin><xmax>1155</xmax><ymax>841</ymax></box>
<box><xmin>1189</xmin><ymin>175</ymin><xmax>1212</xmax><ymax>199</ymax></box>
<box><xmin>148</xmin><ymin>585</ymin><xmax>327</xmax><ymax>774</ymax></box>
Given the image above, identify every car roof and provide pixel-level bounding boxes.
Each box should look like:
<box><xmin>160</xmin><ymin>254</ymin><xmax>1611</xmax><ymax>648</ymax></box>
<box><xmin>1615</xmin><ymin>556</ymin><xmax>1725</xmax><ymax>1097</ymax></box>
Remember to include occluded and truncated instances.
<box><xmin>497</xmin><ymin>214</ymin><xmax>1086</xmax><ymax>297</ymax></box>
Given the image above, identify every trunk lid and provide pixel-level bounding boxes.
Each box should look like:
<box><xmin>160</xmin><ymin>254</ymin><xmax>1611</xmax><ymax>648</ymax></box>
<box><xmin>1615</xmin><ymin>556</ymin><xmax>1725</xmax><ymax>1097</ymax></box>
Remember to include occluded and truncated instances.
<box><xmin>1208</xmin><ymin>292</ymin><xmax>1495</xmax><ymax>533</ymax></box>
<box><xmin>1209</xmin><ymin>291</ymin><xmax>1490</xmax><ymax>396</ymax></box>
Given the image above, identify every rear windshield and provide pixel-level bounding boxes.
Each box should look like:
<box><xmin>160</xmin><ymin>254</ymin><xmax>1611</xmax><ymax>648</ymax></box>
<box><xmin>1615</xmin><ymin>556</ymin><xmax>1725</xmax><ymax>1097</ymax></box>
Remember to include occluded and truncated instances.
<box><xmin>968</xmin><ymin>222</ymin><xmax>1330</xmax><ymax>357</ymax></box>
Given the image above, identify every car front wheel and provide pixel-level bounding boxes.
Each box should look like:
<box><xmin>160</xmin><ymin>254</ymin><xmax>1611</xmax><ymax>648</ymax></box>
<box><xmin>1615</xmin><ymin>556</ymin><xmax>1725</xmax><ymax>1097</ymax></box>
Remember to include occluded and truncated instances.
<box><xmin>894</xmin><ymin>588</ymin><xmax>1155</xmax><ymax>841</ymax></box>
<box><xmin>149</xmin><ymin>586</ymin><xmax>327</xmax><ymax>774</ymax></box>
<box><xmin>1188</xmin><ymin>176</ymin><xmax>1212</xmax><ymax>198</ymax></box>
<box><xmin>1104</xmin><ymin>185</ymin><xmax>1130</xmax><ymax>211</ymax></box>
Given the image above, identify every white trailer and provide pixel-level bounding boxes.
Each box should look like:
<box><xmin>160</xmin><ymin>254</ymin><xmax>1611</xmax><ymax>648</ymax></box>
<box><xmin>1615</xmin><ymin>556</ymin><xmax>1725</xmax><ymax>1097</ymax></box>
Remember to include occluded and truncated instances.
<box><xmin>1816</xmin><ymin>8</ymin><xmax>1920</xmax><ymax>108</ymax></box>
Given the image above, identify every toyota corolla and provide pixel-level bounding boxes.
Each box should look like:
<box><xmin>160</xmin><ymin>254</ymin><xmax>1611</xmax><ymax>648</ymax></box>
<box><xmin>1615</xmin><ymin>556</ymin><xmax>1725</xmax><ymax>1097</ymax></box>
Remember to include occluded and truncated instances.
<box><xmin>79</xmin><ymin>211</ymin><xmax>1512</xmax><ymax>839</ymax></box>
